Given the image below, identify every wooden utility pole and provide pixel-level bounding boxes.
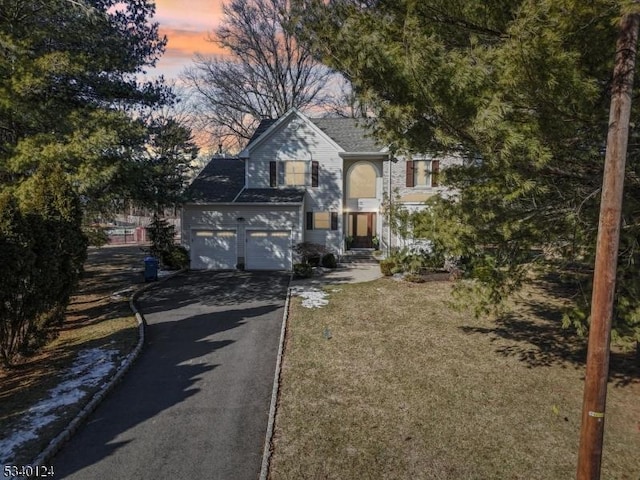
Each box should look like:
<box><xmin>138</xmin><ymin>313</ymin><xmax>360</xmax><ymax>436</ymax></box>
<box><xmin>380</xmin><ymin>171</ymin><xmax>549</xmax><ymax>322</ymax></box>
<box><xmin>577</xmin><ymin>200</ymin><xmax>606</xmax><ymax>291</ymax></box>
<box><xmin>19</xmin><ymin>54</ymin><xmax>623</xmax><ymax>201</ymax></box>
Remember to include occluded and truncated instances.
<box><xmin>576</xmin><ymin>11</ymin><xmax>640</xmax><ymax>480</ymax></box>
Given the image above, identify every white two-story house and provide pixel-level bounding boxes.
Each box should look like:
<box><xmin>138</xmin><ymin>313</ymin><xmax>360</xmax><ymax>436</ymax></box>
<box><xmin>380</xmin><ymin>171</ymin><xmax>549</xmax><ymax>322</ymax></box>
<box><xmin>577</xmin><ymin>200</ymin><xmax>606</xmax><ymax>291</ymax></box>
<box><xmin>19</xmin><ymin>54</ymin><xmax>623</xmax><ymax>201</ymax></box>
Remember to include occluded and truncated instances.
<box><xmin>181</xmin><ymin>109</ymin><xmax>460</xmax><ymax>270</ymax></box>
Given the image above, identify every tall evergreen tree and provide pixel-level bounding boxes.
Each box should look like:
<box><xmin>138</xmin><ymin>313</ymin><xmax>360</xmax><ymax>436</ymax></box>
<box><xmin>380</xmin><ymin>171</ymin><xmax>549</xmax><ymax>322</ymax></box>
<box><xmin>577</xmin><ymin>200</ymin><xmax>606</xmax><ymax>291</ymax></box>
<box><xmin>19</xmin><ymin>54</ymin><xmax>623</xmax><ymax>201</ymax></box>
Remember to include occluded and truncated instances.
<box><xmin>0</xmin><ymin>0</ymin><xmax>170</xmax><ymax>216</ymax></box>
<box><xmin>0</xmin><ymin>0</ymin><xmax>174</xmax><ymax>363</ymax></box>
<box><xmin>297</xmin><ymin>0</ymin><xmax>640</xmax><ymax>342</ymax></box>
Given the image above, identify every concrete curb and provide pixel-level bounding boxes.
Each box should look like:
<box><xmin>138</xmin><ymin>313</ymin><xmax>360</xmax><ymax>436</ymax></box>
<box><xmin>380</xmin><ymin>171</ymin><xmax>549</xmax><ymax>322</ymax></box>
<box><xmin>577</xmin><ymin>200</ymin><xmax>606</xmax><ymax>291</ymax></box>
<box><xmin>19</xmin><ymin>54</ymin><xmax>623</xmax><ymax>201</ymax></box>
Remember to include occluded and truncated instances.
<box><xmin>259</xmin><ymin>275</ymin><xmax>294</xmax><ymax>480</ymax></box>
<box><xmin>26</xmin><ymin>269</ymin><xmax>186</xmax><ymax>473</ymax></box>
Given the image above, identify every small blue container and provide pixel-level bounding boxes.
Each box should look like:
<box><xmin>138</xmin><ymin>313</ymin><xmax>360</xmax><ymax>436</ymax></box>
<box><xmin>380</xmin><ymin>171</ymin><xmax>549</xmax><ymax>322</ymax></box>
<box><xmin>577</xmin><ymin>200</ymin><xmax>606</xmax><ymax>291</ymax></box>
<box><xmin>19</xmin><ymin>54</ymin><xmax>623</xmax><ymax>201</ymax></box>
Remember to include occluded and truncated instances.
<box><xmin>143</xmin><ymin>256</ymin><xmax>159</xmax><ymax>282</ymax></box>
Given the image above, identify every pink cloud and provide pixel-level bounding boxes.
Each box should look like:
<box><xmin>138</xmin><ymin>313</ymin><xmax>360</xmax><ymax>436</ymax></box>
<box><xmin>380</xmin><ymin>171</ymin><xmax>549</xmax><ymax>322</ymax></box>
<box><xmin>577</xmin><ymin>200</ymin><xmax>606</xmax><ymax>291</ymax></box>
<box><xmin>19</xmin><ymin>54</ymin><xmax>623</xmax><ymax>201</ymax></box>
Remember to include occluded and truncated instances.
<box><xmin>161</xmin><ymin>27</ymin><xmax>225</xmax><ymax>57</ymax></box>
<box><xmin>150</xmin><ymin>0</ymin><xmax>225</xmax><ymax>79</ymax></box>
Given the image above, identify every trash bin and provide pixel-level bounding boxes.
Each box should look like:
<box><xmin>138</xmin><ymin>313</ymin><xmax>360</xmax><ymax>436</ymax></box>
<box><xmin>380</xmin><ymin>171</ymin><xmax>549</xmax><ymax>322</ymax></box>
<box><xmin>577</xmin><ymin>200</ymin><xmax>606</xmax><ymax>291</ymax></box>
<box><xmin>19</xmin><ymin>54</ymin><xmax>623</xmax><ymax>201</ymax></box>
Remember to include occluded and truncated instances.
<box><xmin>144</xmin><ymin>256</ymin><xmax>159</xmax><ymax>282</ymax></box>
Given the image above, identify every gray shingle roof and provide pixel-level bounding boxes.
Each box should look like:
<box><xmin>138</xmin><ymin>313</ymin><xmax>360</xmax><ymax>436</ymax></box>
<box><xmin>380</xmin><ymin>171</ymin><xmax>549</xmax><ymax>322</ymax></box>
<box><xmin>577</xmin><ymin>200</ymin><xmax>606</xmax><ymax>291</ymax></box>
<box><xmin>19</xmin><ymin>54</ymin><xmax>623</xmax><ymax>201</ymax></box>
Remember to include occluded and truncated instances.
<box><xmin>247</xmin><ymin>116</ymin><xmax>384</xmax><ymax>153</ymax></box>
<box><xmin>187</xmin><ymin>115</ymin><xmax>385</xmax><ymax>204</ymax></box>
<box><xmin>311</xmin><ymin>117</ymin><xmax>383</xmax><ymax>152</ymax></box>
<box><xmin>235</xmin><ymin>188</ymin><xmax>305</xmax><ymax>203</ymax></box>
<box><xmin>185</xmin><ymin>159</ymin><xmax>304</xmax><ymax>204</ymax></box>
<box><xmin>186</xmin><ymin>157</ymin><xmax>244</xmax><ymax>202</ymax></box>
<box><xmin>246</xmin><ymin>118</ymin><xmax>277</xmax><ymax>147</ymax></box>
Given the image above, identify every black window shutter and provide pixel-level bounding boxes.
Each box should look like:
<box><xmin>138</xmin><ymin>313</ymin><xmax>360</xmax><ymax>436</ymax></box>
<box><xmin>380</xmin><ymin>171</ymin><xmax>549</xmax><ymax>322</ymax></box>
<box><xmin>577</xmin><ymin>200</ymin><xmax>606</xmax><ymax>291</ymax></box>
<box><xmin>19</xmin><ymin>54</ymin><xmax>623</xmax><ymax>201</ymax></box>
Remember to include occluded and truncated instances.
<box><xmin>330</xmin><ymin>211</ymin><xmax>338</xmax><ymax>230</ymax></box>
<box><xmin>306</xmin><ymin>212</ymin><xmax>313</xmax><ymax>230</ymax></box>
<box><xmin>406</xmin><ymin>160</ymin><xmax>415</xmax><ymax>187</ymax></box>
<box><xmin>269</xmin><ymin>161</ymin><xmax>277</xmax><ymax>187</ymax></box>
<box><xmin>431</xmin><ymin>160</ymin><xmax>440</xmax><ymax>187</ymax></box>
<box><xmin>312</xmin><ymin>161</ymin><xmax>319</xmax><ymax>187</ymax></box>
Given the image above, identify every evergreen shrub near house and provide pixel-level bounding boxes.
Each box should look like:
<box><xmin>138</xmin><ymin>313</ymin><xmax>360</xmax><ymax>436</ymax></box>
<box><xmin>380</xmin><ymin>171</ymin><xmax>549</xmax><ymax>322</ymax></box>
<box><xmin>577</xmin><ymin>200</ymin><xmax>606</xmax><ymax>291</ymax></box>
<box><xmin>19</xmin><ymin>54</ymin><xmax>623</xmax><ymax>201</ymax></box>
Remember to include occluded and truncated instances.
<box><xmin>393</xmin><ymin>245</ymin><xmax>446</xmax><ymax>275</ymax></box>
<box><xmin>293</xmin><ymin>242</ymin><xmax>327</xmax><ymax>266</ymax></box>
<box><xmin>162</xmin><ymin>245</ymin><xmax>189</xmax><ymax>270</ymax></box>
<box><xmin>147</xmin><ymin>214</ymin><xmax>175</xmax><ymax>259</ymax></box>
<box><xmin>379</xmin><ymin>258</ymin><xmax>395</xmax><ymax>276</ymax></box>
<box><xmin>146</xmin><ymin>214</ymin><xmax>188</xmax><ymax>270</ymax></box>
<box><xmin>321</xmin><ymin>253</ymin><xmax>337</xmax><ymax>269</ymax></box>
<box><xmin>308</xmin><ymin>254</ymin><xmax>321</xmax><ymax>267</ymax></box>
<box><xmin>293</xmin><ymin>263</ymin><xmax>313</xmax><ymax>278</ymax></box>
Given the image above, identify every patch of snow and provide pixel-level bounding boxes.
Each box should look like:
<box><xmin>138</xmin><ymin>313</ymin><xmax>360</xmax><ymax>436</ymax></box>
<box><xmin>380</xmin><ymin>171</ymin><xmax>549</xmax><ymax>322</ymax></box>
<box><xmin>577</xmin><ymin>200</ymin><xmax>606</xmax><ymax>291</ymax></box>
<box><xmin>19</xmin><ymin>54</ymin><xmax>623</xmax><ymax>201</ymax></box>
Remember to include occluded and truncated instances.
<box><xmin>0</xmin><ymin>347</ymin><xmax>118</xmax><ymax>467</ymax></box>
<box><xmin>290</xmin><ymin>287</ymin><xmax>329</xmax><ymax>308</ymax></box>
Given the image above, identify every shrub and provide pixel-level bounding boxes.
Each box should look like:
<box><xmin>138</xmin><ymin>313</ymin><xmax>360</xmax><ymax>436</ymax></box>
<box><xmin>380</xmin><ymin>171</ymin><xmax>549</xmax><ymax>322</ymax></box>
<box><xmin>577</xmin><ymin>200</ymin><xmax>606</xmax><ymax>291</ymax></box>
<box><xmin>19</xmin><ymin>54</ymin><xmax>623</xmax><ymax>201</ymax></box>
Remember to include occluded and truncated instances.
<box><xmin>308</xmin><ymin>254</ymin><xmax>321</xmax><ymax>267</ymax></box>
<box><xmin>389</xmin><ymin>246</ymin><xmax>445</xmax><ymax>274</ymax></box>
<box><xmin>84</xmin><ymin>225</ymin><xmax>109</xmax><ymax>247</ymax></box>
<box><xmin>404</xmin><ymin>273</ymin><xmax>425</xmax><ymax>283</ymax></box>
<box><xmin>321</xmin><ymin>253</ymin><xmax>337</xmax><ymax>269</ymax></box>
<box><xmin>147</xmin><ymin>214</ymin><xmax>176</xmax><ymax>259</ymax></box>
<box><xmin>293</xmin><ymin>263</ymin><xmax>313</xmax><ymax>278</ymax></box>
<box><xmin>293</xmin><ymin>242</ymin><xmax>327</xmax><ymax>265</ymax></box>
<box><xmin>380</xmin><ymin>258</ymin><xmax>395</xmax><ymax>276</ymax></box>
<box><xmin>161</xmin><ymin>245</ymin><xmax>189</xmax><ymax>270</ymax></box>
<box><xmin>1</xmin><ymin>166</ymin><xmax>87</xmax><ymax>366</ymax></box>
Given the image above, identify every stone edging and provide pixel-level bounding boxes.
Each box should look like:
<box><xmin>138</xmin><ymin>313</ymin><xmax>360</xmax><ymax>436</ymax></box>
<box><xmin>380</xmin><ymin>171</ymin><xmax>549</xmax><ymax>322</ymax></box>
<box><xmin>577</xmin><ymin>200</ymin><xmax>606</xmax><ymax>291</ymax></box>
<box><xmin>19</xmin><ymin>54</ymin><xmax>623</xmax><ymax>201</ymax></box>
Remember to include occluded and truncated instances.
<box><xmin>259</xmin><ymin>275</ymin><xmax>294</xmax><ymax>480</ymax></box>
<box><xmin>25</xmin><ymin>269</ymin><xmax>186</xmax><ymax>473</ymax></box>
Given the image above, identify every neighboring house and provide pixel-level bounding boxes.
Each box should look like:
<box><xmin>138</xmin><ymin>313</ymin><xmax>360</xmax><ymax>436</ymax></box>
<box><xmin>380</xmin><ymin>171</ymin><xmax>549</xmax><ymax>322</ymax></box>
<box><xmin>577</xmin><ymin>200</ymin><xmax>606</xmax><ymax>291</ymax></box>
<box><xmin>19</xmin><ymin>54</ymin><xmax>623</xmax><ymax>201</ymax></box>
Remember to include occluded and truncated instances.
<box><xmin>181</xmin><ymin>109</ymin><xmax>460</xmax><ymax>270</ymax></box>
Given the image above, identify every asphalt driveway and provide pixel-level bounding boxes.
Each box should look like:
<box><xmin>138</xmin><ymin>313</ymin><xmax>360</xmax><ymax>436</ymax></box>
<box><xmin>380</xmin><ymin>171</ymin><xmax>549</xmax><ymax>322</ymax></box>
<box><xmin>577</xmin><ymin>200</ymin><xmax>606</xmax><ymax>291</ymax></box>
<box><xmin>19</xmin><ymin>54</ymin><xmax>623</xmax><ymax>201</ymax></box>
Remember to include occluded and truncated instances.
<box><xmin>51</xmin><ymin>270</ymin><xmax>289</xmax><ymax>480</ymax></box>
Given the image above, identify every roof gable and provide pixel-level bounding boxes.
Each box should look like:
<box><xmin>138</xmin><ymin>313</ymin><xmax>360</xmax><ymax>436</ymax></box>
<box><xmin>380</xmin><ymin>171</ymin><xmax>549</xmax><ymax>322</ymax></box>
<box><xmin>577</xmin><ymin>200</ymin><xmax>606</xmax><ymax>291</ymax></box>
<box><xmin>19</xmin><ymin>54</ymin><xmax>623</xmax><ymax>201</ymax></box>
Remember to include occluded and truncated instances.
<box><xmin>240</xmin><ymin>110</ymin><xmax>386</xmax><ymax>157</ymax></box>
<box><xmin>239</xmin><ymin>109</ymin><xmax>344</xmax><ymax>158</ymax></box>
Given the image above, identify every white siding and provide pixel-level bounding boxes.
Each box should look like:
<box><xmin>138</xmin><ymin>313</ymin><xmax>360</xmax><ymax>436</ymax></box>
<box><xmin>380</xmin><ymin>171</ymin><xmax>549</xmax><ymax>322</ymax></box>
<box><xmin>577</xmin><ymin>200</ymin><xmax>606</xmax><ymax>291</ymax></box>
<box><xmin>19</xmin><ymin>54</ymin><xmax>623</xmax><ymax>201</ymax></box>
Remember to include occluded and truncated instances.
<box><xmin>182</xmin><ymin>204</ymin><xmax>302</xmax><ymax>262</ymax></box>
<box><xmin>304</xmin><ymin>229</ymin><xmax>342</xmax><ymax>254</ymax></box>
<box><xmin>246</xmin><ymin>113</ymin><xmax>345</xmax><ymax>254</ymax></box>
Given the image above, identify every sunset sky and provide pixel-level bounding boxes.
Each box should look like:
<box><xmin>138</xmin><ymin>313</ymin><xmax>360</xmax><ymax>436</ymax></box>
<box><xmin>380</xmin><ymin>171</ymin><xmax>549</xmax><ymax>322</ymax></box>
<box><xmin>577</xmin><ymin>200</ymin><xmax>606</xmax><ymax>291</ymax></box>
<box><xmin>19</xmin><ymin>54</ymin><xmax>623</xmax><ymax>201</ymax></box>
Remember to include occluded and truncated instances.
<box><xmin>150</xmin><ymin>0</ymin><xmax>227</xmax><ymax>81</ymax></box>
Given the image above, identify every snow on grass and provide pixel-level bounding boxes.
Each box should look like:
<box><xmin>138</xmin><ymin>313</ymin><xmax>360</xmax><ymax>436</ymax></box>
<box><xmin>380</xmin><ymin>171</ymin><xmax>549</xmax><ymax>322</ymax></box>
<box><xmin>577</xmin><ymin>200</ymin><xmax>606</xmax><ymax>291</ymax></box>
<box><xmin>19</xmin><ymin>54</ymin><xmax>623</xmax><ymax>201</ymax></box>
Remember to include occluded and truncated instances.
<box><xmin>290</xmin><ymin>287</ymin><xmax>329</xmax><ymax>308</ymax></box>
<box><xmin>0</xmin><ymin>347</ymin><xmax>118</xmax><ymax>466</ymax></box>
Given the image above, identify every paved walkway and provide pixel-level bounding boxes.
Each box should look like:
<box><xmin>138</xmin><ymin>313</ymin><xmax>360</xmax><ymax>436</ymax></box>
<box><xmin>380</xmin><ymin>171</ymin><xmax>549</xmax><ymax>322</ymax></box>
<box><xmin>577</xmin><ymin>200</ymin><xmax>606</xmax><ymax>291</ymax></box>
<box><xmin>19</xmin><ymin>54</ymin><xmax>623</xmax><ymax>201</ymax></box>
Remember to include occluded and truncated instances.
<box><xmin>289</xmin><ymin>262</ymin><xmax>382</xmax><ymax>288</ymax></box>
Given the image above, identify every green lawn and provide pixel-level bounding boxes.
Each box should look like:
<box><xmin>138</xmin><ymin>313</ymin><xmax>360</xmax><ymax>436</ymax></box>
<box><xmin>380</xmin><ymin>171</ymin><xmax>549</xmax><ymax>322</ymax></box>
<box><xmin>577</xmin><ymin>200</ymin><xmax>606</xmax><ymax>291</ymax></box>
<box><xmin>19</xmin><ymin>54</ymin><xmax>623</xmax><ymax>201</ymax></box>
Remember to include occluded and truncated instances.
<box><xmin>269</xmin><ymin>279</ymin><xmax>640</xmax><ymax>480</ymax></box>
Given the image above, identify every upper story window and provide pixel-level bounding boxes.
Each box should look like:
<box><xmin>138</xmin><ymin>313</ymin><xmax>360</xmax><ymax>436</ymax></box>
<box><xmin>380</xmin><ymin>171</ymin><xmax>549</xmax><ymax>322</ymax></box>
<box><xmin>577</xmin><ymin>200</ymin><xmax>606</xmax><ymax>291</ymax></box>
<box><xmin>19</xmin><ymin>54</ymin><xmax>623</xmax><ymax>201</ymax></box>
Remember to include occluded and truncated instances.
<box><xmin>347</xmin><ymin>162</ymin><xmax>377</xmax><ymax>199</ymax></box>
<box><xmin>406</xmin><ymin>159</ymin><xmax>439</xmax><ymax>188</ymax></box>
<box><xmin>282</xmin><ymin>161</ymin><xmax>307</xmax><ymax>186</ymax></box>
<box><xmin>270</xmin><ymin>160</ymin><xmax>319</xmax><ymax>187</ymax></box>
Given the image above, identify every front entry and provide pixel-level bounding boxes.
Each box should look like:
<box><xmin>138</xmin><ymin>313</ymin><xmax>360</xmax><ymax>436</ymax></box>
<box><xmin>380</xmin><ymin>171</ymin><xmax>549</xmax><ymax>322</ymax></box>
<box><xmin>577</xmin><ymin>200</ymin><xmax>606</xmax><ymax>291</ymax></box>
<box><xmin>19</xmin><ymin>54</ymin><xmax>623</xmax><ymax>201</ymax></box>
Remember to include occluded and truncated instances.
<box><xmin>347</xmin><ymin>212</ymin><xmax>376</xmax><ymax>248</ymax></box>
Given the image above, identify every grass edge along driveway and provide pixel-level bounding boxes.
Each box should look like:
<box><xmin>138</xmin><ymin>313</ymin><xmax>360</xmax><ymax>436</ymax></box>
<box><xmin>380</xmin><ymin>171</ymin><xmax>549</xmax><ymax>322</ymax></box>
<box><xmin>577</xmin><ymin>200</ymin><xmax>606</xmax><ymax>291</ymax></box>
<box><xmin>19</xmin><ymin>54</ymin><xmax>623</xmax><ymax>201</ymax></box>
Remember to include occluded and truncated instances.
<box><xmin>269</xmin><ymin>279</ymin><xmax>640</xmax><ymax>480</ymax></box>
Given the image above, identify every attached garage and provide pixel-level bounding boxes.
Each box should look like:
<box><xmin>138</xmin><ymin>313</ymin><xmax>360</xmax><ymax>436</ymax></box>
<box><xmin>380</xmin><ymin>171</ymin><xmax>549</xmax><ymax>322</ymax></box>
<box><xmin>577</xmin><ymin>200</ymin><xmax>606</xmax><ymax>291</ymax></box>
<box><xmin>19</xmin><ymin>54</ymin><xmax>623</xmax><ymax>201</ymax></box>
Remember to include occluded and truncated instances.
<box><xmin>190</xmin><ymin>229</ymin><xmax>237</xmax><ymax>270</ymax></box>
<box><xmin>182</xmin><ymin>158</ymin><xmax>304</xmax><ymax>272</ymax></box>
<box><xmin>245</xmin><ymin>230</ymin><xmax>292</xmax><ymax>271</ymax></box>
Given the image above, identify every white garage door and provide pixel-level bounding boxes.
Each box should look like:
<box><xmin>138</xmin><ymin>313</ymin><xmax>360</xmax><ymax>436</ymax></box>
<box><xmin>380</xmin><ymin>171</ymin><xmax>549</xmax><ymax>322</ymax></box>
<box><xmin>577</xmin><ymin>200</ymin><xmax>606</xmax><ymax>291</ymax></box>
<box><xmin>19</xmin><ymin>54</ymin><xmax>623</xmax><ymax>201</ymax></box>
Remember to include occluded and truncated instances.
<box><xmin>246</xmin><ymin>230</ymin><xmax>292</xmax><ymax>271</ymax></box>
<box><xmin>190</xmin><ymin>229</ymin><xmax>237</xmax><ymax>270</ymax></box>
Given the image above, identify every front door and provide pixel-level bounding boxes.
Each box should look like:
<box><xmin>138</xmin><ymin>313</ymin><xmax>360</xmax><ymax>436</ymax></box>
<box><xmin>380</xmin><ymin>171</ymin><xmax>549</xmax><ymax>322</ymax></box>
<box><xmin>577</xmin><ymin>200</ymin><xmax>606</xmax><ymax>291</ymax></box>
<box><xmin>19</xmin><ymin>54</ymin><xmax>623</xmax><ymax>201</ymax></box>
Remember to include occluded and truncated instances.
<box><xmin>348</xmin><ymin>212</ymin><xmax>376</xmax><ymax>248</ymax></box>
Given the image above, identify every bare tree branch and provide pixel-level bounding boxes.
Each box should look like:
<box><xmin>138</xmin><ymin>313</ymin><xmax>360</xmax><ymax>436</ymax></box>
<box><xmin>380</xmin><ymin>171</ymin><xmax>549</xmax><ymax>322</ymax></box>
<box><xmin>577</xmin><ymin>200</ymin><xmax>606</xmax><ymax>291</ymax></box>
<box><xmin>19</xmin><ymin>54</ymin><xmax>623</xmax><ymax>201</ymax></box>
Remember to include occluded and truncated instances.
<box><xmin>182</xmin><ymin>0</ymin><xmax>343</xmax><ymax>151</ymax></box>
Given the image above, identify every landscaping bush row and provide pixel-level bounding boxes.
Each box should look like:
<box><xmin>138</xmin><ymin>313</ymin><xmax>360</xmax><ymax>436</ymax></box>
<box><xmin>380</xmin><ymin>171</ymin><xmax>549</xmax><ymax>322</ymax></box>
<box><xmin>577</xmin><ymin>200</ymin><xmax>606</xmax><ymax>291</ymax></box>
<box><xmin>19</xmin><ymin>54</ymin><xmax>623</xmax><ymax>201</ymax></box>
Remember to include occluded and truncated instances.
<box><xmin>380</xmin><ymin>243</ymin><xmax>450</xmax><ymax>277</ymax></box>
<box><xmin>293</xmin><ymin>242</ymin><xmax>338</xmax><ymax>278</ymax></box>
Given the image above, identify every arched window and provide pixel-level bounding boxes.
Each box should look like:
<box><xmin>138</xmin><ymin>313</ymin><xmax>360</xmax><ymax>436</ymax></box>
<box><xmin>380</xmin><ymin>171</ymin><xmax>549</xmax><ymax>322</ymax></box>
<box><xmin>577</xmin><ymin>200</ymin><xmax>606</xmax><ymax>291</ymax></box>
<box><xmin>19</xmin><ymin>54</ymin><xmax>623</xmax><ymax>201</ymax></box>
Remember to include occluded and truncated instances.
<box><xmin>347</xmin><ymin>163</ymin><xmax>377</xmax><ymax>199</ymax></box>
